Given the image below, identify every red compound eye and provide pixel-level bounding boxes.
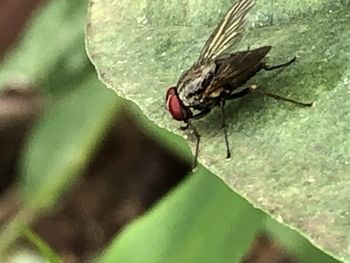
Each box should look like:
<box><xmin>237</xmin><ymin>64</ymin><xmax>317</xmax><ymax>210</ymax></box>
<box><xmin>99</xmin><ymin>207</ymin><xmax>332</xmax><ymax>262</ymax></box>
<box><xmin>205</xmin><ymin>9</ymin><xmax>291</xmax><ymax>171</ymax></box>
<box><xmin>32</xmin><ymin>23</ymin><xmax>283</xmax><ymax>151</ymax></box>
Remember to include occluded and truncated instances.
<box><xmin>166</xmin><ymin>86</ymin><xmax>187</xmax><ymax>121</ymax></box>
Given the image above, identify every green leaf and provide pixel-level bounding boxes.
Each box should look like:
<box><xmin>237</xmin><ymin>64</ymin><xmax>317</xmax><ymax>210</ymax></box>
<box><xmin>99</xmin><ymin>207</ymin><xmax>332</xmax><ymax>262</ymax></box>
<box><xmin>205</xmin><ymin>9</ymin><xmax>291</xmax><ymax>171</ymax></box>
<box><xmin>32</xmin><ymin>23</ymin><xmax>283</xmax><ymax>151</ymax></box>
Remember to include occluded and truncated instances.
<box><xmin>0</xmin><ymin>0</ymin><xmax>123</xmax><ymax>254</ymax></box>
<box><xmin>98</xmin><ymin>168</ymin><xmax>264</xmax><ymax>263</ymax></box>
<box><xmin>20</xmin><ymin>226</ymin><xmax>62</xmax><ymax>263</ymax></box>
<box><xmin>0</xmin><ymin>0</ymin><xmax>88</xmax><ymax>89</ymax></box>
<box><xmin>98</xmin><ymin>167</ymin><xmax>339</xmax><ymax>263</ymax></box>
<box><xmin>86</xmin><ymin>0</ymin><xmax>350</xmax><ymax>261</ymax></box>
<box><xmin>0</xmin><ymin>0</ymin><xmax>121</xmax><ymax>211</ymax></box>
<box><xmin>20</xmin><ymin>77</ymin><xmax>120</xmax><ymax>210</ymax></box>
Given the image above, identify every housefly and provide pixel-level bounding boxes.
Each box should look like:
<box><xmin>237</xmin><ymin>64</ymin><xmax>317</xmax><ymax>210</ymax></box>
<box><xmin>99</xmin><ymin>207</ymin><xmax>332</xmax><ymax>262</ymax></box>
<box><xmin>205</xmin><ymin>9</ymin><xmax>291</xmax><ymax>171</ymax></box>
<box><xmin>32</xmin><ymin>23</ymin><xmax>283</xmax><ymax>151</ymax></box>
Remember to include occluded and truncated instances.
<box><xmin>165</xmin><ymin>0</ymin><xmax>313</xmax><ymax>168</ymax></box>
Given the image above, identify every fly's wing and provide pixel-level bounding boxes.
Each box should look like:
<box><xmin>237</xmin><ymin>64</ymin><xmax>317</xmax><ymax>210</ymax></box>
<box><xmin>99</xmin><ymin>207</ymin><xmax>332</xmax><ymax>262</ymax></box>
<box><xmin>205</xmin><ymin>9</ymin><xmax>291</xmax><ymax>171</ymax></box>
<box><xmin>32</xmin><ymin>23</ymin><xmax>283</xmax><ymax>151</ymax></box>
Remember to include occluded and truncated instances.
<box><xmin>197</xmin><ymin>0</ymin><xmax>255</xmax><ymax>64</ymax></box>
<box><xmin>204</xmin><ymin>46</ymin><xmax>271</xmax><ymax>95</ymax></box>
<box><xmin>216</xmin><ymin>46</ymin><xmax>271</xmax><ymax>81</ymax></box>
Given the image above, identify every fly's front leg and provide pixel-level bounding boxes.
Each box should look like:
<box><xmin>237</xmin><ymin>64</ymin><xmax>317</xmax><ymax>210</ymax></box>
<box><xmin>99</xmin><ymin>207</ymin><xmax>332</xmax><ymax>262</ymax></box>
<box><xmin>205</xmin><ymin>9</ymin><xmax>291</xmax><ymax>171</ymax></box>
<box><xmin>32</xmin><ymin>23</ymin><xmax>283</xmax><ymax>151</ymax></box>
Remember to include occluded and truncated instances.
<box><xmin>180</xmin><ymin>121</ymin><xmax>201</xmax><ymax>169</ymax></box>
<box><xmin>263</xmin><ymin>56</ymin><xmax>297</xmax><ymax>71</ymax></box>
<box><xmin>180</xmin><ymin>108</ymin><xmax>211</xmax><ymax>130</ymax></box>
<box><xmin>192</xmin><ymin>108</ymin><xmax>212</xmax><ymax>120</ymax></box>
<box><xmin>179</xmin><ymin>108</ymin><xmax>211</xmax><ymax>169</ymax></box>
<box><xmin>180</xmin><ymin>119</ymin><xmax>207</xmax><ymax>170</ymax></box>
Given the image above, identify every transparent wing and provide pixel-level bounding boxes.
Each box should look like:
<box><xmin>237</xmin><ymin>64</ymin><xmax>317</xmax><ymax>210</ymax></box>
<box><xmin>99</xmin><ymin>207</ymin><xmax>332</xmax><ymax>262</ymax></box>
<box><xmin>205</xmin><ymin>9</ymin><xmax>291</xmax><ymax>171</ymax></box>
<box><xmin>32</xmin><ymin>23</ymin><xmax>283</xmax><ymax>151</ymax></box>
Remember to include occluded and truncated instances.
<box><xmin>197</xmin><ymin>0</ymin><xmax>255</xmax><ymax>64</ymax></box>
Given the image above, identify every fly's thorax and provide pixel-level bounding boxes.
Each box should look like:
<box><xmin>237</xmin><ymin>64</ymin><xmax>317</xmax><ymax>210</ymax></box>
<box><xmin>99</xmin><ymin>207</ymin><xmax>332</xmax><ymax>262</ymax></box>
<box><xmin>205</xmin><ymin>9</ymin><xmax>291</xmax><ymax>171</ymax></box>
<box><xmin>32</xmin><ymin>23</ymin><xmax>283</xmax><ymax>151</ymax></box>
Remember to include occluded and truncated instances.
<box><xmin>176</xmin><ymin>63</ymin><xmax>217</xmax><ymax>107</ymax></box>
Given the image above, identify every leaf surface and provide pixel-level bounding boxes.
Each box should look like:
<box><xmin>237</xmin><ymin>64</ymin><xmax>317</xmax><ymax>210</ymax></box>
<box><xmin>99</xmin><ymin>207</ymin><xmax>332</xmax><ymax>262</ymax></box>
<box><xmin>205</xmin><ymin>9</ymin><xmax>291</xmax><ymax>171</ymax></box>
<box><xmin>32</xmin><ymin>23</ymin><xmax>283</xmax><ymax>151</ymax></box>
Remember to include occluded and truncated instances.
<box><xmin>86</xmin><ymin>0</ymin><xmax>350</xmax><ymax>260</ymax></box>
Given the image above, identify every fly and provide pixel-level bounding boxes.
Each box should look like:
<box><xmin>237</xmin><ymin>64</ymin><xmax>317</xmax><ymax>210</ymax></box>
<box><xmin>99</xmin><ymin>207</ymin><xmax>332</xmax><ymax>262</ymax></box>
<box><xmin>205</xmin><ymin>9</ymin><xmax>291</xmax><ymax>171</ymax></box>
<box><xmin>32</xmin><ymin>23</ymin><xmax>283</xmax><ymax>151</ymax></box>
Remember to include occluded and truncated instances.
<box><xmin>165</xmin><ymin>0</ymin><xmax>313</xmax><ymax>168</ymax></box>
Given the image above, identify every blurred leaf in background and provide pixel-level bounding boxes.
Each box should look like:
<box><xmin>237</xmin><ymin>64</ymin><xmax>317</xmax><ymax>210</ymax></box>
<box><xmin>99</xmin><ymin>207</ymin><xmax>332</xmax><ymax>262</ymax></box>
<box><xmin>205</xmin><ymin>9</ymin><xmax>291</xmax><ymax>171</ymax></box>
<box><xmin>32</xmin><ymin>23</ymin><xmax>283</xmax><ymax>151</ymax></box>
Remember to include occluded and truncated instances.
<box><xmin>0</xmin><ymin>0</ymin><xmax>122</xmax><ymax>257</ymax></box>
<box><xmin>0</xmin><ymin>0</ymin><xmax>121</xmax><ymax>209</ymax></box>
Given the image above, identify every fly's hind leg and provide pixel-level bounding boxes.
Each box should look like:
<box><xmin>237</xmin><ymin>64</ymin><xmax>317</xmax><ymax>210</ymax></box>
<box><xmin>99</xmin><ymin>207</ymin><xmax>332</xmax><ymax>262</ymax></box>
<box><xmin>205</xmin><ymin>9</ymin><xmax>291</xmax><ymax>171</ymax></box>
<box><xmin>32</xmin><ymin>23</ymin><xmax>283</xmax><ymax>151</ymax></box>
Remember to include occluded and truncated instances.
<box><xmin>249</xmin><ymin>85</ymin><xmax>314</xmax><ymax>107</ymax></box>
<box><xmin>224</xmin><ymin>85</ymin><xmax>313</xmax><ymax>107</ymax></box>
<box><xmin>222</xmin><ymin>87</ymin><xmax>251</xmax><ymax>100</ymax></box>
<box><xmin>263</xmin><ymin>56</ymin><xmax>297</xmax><ymax>71</ymax></box>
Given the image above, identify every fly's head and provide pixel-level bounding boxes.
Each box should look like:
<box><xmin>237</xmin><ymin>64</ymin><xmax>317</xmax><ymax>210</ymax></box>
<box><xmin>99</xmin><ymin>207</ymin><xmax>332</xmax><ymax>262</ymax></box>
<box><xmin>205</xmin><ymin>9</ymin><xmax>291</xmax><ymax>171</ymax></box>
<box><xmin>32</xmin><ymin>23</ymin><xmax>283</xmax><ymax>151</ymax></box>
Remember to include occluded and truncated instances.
<box><xmin>166</xmin><ymin>86</ymin><xmax>192</xmax><ymax>122</ymax></box>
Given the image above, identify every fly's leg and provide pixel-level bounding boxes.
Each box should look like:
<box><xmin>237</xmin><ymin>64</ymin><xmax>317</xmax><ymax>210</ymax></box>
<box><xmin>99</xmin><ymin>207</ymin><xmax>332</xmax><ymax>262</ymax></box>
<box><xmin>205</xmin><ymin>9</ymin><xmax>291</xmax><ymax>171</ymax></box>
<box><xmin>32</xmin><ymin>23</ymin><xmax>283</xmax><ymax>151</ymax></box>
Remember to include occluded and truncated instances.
<box><xmin>180</xmin><ymin>109</ymin><xmax>211</xmax><ymax>169</ymax></box>
<box><xmin>249</xmin><ymin>85</ymin><xmax>314</xmax><ymax>107</ymax></box>
<box><xmin>263</xmin><ymin>56</ymin><xmax>296</xmax><ymax>71</ymax></box>
<box><xmin>180</xmin><ymin>121</ymin><xmax>201</xmax><ymax>169</ymax></box>
<box><xmin>192</xmin><ymin>108</ymin><xmax>211</xmax><ymax>120</ymax></box>
<box><xmin>191</xmin><ymin>123</ymin><xmax>201</xmax><ymax>169</ymax></box>
<box><xmin>223</xmin><ymin>88</ymin><xmax>251</xmax><ymax>100</ymax></box>
<box><xmin>260</xmin><ymin>57</ymin><xmax>314</xmax><ymax>106</ymax></box>
<box><xmin>224</xmin><ymin>85</ymin><xmax>313</xmax><ymax>107</ymax></box>
<box><xmin>180</xmin><ymin>109</ymin><xmax>211</xmax><ymax>130</ymax></box>
<box><xmin>220</xmin><ymin>101</ymin><xmax>231</xmax><ymax>159</ymax></box>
